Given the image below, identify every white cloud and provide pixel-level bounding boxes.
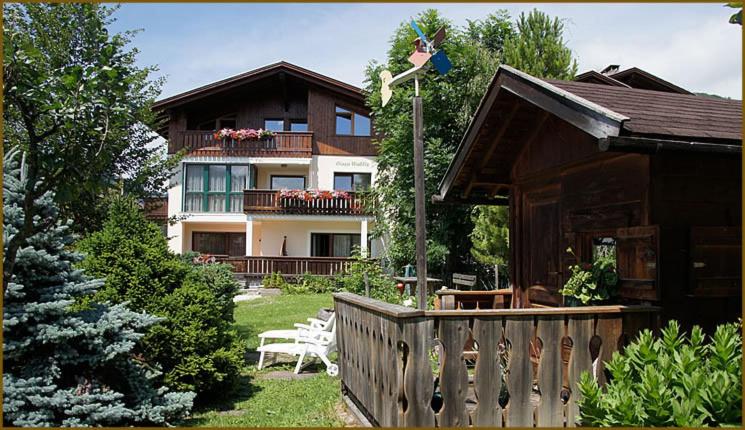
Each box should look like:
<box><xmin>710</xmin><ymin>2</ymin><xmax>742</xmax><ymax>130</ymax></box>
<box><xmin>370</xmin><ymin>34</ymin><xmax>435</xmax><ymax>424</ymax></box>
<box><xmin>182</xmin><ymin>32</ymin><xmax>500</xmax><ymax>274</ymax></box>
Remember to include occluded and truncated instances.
<box><xmin>574</xmin><ymin>15</ymin><xmax>742</xmax><ymax>97</ymax></box>
<box><xmin>119</xmin><ymin>3</ymin><xmax>742</xmax><ymax>100</ymax></box>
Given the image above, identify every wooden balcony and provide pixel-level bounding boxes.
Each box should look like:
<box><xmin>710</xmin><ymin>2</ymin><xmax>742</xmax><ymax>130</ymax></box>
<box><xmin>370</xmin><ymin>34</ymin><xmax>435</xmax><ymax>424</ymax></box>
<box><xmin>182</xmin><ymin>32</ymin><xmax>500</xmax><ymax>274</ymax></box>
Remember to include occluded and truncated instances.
<box><xmin>174</xmin><ymin>130</ymin><xmax>312</xmax><ymax>157</ymax></box>
<box><xmin>333</xmin><ymin>292</ymin><xmax>660</xmax><ymax>428</ymax></box>
<box><xmin>217</xmin><ymin>256</ymin><xmax>354</xmax><ymax>277</ymax></box>
<box><xmin>243</xmin><ymin>190</ymin><xmax>371</xmax><ymax>216</ymax></box>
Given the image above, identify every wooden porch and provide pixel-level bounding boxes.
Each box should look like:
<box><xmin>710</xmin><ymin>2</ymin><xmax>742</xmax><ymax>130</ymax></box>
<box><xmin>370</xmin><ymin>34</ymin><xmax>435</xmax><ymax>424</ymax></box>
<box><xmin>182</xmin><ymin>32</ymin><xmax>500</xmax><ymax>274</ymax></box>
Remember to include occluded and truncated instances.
<box><xmin>173</xmin><ymin>130</ymin><xmax>313</xmax><ymax>157</ymax></box>
<box><xmin>334</xmin><ymin>292</ymin><xmax>659</xmax><ymax>427</ymax></box>
<box><xmin>216</xmin><ymin>255</ymin><xmax>355</xmax><ymax>277</ymax></box>
<box><xmin>243</xmin><ymin>190</ymin><xmax>371</xmax><ymax>216</ymax></box>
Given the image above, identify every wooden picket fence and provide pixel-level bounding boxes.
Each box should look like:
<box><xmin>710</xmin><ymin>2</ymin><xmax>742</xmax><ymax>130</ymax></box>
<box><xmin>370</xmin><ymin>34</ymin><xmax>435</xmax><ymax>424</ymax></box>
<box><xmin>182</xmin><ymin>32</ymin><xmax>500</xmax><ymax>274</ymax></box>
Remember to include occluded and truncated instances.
<box><xmin>333</xmin><ymin>292</ymin><xmax>659</xmax><ymax>427</ymax></box>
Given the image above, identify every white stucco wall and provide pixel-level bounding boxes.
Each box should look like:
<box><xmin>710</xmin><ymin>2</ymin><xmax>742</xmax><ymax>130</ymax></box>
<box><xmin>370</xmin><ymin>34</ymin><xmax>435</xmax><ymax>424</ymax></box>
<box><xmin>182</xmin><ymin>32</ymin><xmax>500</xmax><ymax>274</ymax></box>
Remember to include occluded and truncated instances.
<box><xmin>165</xmin><ymin>155</ymin><xmax>380</xmax><ymax>255</ymax></box>
<box><xmin>310</xmin><ymin>155</ymin><xmax>378</xmax><ymax>189</ymax></box>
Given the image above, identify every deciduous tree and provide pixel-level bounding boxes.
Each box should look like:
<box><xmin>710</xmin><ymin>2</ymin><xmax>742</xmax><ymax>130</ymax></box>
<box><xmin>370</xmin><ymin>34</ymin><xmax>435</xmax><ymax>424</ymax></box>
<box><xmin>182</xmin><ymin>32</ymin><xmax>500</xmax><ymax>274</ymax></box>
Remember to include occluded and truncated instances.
<box><xmin>2</xmin><ymin>3</ymin><xmax>177</xmax><ymax>287</ymax></box>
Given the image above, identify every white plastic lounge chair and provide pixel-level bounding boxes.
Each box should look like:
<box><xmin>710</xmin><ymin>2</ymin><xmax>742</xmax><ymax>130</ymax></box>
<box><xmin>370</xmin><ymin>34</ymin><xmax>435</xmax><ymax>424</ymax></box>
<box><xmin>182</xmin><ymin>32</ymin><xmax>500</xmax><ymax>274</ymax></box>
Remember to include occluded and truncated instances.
<box><xmin>257</xmin><ymin>313</ymin><xmax>335</xmax><ymax>346</ymax></box>
<box><xmin>257</xmin><ymin>323</ymin><xmax>338</xmax><ymax>376</ymax></box>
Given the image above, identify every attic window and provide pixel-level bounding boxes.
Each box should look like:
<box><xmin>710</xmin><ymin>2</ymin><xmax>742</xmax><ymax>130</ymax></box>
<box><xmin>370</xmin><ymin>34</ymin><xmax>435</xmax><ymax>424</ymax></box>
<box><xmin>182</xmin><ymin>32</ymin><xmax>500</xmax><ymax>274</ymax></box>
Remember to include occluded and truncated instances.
<box><xmin>335</xmin><ymin>106</ymin><xmax>370</xmax><ymax>136</ymax></box>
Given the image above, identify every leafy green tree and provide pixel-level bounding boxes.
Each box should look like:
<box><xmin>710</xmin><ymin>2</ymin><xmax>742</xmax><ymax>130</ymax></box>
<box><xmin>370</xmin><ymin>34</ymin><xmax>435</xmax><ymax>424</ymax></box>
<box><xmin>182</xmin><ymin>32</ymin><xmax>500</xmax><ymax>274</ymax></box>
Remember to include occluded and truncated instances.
<box><xmin>503</xmin><ymin>9</ymin><xmax>578</xmax><ymax>79</ymax></box>
<box><xmin>2</xmin><ymin>3</ymin><xmax>178</xmax><ymax>287</ymax></box>
<box><xmin>726</xmin><ymin>2</ymin><xmax>742</xmax><ymax>25</ymax></box>
<box><xmin>365</xmin><ymin>9</ymin><xmax>504</xmax><ymax>277</ymax></box>
<box><xmin>77</xmin><ymin>197</ymin><xmax>245</xmax><ymax>403</ymax></box>
<box><xmin>465</xmin><ymin>10</ymin><xmax>516</xmax><ymax>55</ymax></box>
<box><xmin>3</xmin><ymin>150</ymin><xmax>194</xmax><ymax>426</ymax></box>
<box><xmin>470</xmin><ymin>206</ymin><xmax>509</xmax><ymax>287</ymax></box>
<box><xmin>577</xmin><ymin>320</ymin><xmax>742</xmax><ymax>426</ymax></box>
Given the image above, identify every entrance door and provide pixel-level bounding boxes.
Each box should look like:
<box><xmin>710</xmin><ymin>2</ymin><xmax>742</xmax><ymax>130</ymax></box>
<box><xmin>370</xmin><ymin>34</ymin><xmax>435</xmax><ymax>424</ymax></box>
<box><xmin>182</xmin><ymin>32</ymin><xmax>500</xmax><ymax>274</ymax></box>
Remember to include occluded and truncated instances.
<box><xmin>521</xmin><ymin>186</ymin><xmax>562</xmax><ymax>305</ymax></box>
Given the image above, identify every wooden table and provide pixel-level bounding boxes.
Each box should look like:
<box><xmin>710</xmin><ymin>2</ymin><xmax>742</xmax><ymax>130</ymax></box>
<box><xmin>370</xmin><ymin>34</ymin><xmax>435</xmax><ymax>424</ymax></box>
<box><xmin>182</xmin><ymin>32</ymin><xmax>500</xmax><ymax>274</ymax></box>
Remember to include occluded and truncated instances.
<box><xmin>434</xmin><ymin>288</ymin><xmax>513</xmax><ymax>310</ymax></box>
<box><xmin>393</xmin><ymin>276</ymin><xmax>443</xmax><ymax>296</ymax></box>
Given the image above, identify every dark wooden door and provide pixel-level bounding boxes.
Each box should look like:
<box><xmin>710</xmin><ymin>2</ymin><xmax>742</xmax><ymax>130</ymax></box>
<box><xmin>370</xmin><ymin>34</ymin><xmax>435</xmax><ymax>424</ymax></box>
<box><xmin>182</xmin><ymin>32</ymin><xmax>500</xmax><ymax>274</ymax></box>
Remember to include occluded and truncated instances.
<box><xmin>521</xmin><ymin>186</ymin><xmax>562</xmax><ymax>305</ymax></box>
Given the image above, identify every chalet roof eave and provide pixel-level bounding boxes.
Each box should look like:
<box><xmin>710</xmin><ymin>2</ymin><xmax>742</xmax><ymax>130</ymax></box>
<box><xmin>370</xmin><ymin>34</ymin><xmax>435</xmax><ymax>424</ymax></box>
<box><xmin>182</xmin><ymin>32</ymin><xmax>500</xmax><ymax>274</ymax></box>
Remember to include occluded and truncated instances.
<box><xmin>435</xmin><ymin>65</ymin><xmax>629</xmax><ymax>203</ymax></box>
<box><xmin>575</xmin><ymin>70</ymin><xmax>631</xmax><ymax>88</ymax></box>
<box><xmin>609</xmin><ymin>67</ymin><xmax>693</xmax><ymax>95</ymax></box>
<box><xmin>152</xmin><ymin>61</ymin><xmax>365</xmax><ymax>111</ymax></box>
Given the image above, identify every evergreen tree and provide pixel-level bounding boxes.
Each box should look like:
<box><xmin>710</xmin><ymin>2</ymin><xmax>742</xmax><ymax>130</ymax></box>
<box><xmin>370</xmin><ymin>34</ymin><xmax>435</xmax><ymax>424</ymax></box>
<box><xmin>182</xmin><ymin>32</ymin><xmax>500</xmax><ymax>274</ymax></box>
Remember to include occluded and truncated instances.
<box><xmin>2</xmin><ymin>150</ymin><xmax>194</xmax><ymax>426</ymax></box>
<box><xmin>470</xmin><ymin>206</ymin><xmax>510</xmax><ymax>288</ymax></box>
<box><xmin>77</xmin><ymin>197</ymin><xmax>246</xmax><ymax>403</ymax></box>
<box><xmin>503</xmin><ymin>9</ymin><xmax>578</xmax><ymax>80</ymax></box>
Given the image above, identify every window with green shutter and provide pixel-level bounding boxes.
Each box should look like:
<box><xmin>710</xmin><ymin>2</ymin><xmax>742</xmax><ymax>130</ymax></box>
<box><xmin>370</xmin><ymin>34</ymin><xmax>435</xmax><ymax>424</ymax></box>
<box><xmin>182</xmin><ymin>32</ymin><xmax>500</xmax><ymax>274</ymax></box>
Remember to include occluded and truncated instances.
<box><xmin>183</xmin><ymin>164</ymin><xmax>250</xmax><ymax>213</ymax></box>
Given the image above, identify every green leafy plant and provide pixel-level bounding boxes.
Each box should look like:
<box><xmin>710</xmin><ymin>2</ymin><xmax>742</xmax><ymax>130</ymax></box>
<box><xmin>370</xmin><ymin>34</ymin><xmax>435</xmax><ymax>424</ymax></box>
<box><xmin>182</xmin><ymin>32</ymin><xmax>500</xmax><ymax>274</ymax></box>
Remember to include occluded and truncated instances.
<box><xmin>77</xmin><ymin>197</ymin><xmax>245</xmax><ymax>404</ymax></box>
<box><xmin>559</xmin><ymin>247</ymin><xmax>618</xmax><ymax>305</ymax></box>
<box><xmin>300</xmin><ymin>273</ymin><xmax>339</xmax><ymax>294</ymax></box>
<box><xmin>338</xmin><ymin>253</ymin><xmax>404</xmax><ymax>305</ymax></box>
<box><xmin>262</xmin><ymin>272</ymin><xmax>289</xmax><ymax>290</ymax></box>
<box><xmin>577</xmin><ymin>320</ymin><xmax>742</xmax><ymax>427</ymax></box>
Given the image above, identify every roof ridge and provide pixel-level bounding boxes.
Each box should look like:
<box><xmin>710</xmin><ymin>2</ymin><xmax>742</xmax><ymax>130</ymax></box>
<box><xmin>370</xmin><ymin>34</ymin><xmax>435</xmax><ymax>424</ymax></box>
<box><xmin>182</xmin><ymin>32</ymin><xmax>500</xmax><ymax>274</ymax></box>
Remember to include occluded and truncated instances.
<box><xmin>153</xmin><ymin>61</ymin><xmax>363</xmax><ymax>109</ymax></box>
<box><xmin>548</xmin><ymin>78</ymin><xmax>742</xmax><ymax>104</ymax></box>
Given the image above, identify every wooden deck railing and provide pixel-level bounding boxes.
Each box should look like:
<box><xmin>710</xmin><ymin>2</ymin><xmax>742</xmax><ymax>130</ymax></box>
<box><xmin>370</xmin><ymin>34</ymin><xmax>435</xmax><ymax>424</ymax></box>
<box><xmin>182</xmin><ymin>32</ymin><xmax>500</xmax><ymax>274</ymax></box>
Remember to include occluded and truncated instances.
<box><xmin>243</xmin><ymin>190</ymin><xmax>371</xmax><ymax>216</ymax></box>
<box><xmin>217</xmin><ymin>256</ymin><xmax>355</xmax><ymax>276</ymax></box>
<box><xmin>333</xmin><ymin>292</ymin><xmax>660</xmax><ymax>427</ymax></box>
<box><xmin>174</xmin><ymin>130</ymin><xmax>313</xmax><ymax>157</ymax></box>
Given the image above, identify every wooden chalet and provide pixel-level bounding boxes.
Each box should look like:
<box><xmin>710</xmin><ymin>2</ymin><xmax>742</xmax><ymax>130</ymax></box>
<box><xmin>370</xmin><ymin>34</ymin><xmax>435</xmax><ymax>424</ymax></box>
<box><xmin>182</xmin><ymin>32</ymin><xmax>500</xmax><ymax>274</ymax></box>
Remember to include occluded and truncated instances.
<box><xmin>434</xmin><ymin>65</ymin><xmax>742</xmax><ymax>330</ymax></box>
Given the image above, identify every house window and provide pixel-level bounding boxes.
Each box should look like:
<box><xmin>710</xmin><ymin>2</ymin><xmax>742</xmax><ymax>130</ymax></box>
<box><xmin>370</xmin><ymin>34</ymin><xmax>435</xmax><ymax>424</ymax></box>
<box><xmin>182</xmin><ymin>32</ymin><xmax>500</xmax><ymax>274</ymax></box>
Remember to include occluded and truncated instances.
<box><xmin>183</xmin><ymin>164</ymin><xmax>249</xmax><ymax>213</ymax></box>
<box><xmin>335</xmin><ymin>106</ymin><xmax>371</xmax><ymax>136</ymax></box>
<box><xmin>271</xmin><ymin>175</ymin><xmax>305</xmax><ymax>190</ymax></box>
<box><xmin>311</xmin><ymin>233</ymin><xmax>362</xmax><ymax>257</ymax></box>
<box><xmin>334</xmin><ymin>173</ymin><xmax>371</xmax><ymax>191</ymax></box>
<box><xmin>218</xmin><ymin>116</ymin><xmax>237</xmax><ymax>129</ymax></box>
<box><xmin>264</xmin><ymin>119</ymin><xmax>284</xmax><ymax>132</ymax></box>
<box><xmin>290</xmin><ymin>120</ymin><xmax>308</xmax><ymax>132</ymax></box>
<box><xmin>195</xmin><ymin>115</ymin><xmax>236</xmax><ymax>131</ymax></box>
<box><xmin>192</xmin><ymin>232</ymin><xmax>245</xmax><ymax>257</ymax></box>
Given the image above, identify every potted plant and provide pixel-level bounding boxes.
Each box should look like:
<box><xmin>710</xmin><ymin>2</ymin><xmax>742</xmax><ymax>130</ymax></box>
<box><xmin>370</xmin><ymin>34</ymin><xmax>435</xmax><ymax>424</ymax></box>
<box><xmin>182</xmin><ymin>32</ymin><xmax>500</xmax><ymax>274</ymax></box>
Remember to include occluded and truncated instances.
<box><xmin>559</xmin><ymin>247</ymin><xmax>618</xmax><ymax>306</ymax></box>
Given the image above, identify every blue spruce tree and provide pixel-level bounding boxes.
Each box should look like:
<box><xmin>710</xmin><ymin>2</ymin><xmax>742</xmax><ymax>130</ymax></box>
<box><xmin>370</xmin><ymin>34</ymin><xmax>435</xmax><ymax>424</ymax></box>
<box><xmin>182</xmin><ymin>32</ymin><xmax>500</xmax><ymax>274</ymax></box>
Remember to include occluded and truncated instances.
<box><xmin>3</xmin><ymin>150</ymin><xmax>195</xmax><ymax>426</ymax></box>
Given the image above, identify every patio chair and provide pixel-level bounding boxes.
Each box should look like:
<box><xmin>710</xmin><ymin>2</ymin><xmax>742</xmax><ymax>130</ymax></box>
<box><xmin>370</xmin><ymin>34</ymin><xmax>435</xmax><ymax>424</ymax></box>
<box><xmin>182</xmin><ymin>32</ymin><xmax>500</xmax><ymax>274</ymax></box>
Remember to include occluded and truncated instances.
<box><xmin>257</xmin><ymin>313</ymin><xmax>335</xmax><ymax>346</ymax></box>
<box><xmin>256</xmin><ymin>323</ymin><xmax>338</xmax><ymax>376</ymax></box>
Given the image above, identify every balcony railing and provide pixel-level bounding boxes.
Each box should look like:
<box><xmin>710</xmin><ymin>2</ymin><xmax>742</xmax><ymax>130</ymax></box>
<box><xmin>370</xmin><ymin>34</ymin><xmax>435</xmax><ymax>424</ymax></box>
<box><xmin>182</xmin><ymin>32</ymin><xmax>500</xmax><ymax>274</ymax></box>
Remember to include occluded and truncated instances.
<box><xmin>243</xmin><ymin>190</ymin><xmax>372</xmax><ymax>216</ymax></box>
<box><xmin>217</xmin><ymin>256</ymin><xmax>355</xmax><ymax>276</ymax></box>
<box><xmin>175</xmin><ymin>130</ymin><xmax>312</xmax><ymax>157</ymax></box>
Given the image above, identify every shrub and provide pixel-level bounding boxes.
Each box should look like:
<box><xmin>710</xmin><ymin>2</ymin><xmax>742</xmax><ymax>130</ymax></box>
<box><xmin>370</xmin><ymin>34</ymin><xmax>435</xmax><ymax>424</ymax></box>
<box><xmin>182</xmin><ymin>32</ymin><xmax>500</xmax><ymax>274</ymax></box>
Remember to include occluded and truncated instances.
<box><xmin>338</xmin><ymin>254</ymin><xmax>403</xmax><ymax>305</ymax></box>
<box><xmin>77</xmin><ymin>197</ymin><xmax>245</xmax><ymax>404</ymax></box>
<box><xmin>300</xmin><ymin>273</ymin><xmax>338</xmax><ymax>294</ymax></box>
<box><xmin>262</xmin><ymin>272</ymin><xmax>288</xmax><ymax>289</ymax></box>
<box><xmin>577</xmin><ymin>320</ymin><xmax>742</xmax><ymax>427</ymax></box>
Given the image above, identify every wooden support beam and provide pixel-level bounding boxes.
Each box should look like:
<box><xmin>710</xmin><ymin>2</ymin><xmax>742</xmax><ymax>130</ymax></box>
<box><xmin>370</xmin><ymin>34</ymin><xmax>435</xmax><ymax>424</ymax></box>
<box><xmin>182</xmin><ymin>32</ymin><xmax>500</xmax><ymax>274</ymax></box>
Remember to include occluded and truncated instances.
<box><xmin>463</xmin><ymin>103</ymin><xmax>520</xmax><ymax>198</ymax></box>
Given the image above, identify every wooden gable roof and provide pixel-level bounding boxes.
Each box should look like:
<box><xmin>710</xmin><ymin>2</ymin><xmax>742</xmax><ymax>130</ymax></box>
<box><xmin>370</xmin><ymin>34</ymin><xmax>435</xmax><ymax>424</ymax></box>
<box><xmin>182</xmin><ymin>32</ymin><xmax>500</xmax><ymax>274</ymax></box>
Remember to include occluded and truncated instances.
<box><xmin>152</xmin><ymin>61</ymin><xmax>364</xmax><ymax>111</ymax></box>
<box><xmin>549</xmin><ymin>80</ymin><xmax>742</xmax><ymax>142</ymax></box>
<box><xmin>435</xmin><ymin>65</ymin><xmax>742</xmax><ymax>204</ymax></box>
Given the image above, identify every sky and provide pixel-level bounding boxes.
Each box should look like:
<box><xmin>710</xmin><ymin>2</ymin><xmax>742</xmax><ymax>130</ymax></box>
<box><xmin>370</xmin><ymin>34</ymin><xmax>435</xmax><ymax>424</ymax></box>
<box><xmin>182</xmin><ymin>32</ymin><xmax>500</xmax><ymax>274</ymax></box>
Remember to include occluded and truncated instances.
<box><xmin>109</xmin><ymin>3</ymin><xmax>743</xmax><ymax>100</ymax></box>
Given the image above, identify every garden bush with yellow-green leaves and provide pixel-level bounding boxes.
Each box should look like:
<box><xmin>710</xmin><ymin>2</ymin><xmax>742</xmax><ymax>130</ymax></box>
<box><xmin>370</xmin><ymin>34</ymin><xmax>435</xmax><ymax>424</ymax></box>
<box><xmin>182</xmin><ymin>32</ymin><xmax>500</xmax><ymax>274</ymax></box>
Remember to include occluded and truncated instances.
<box><xmin>577</xmin><ymin>320</ymin><xmax>742</xmax><ymax>427</ymax></box>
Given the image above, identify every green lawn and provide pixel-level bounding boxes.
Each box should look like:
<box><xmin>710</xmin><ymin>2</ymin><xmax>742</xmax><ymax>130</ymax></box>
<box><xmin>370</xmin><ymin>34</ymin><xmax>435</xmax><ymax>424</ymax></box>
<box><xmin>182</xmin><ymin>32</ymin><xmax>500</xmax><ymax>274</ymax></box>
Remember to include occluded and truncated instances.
<box><xmin>182</xmin><ymin>293</ymin><xmax>345</xmax><ymax>427</ymax></box>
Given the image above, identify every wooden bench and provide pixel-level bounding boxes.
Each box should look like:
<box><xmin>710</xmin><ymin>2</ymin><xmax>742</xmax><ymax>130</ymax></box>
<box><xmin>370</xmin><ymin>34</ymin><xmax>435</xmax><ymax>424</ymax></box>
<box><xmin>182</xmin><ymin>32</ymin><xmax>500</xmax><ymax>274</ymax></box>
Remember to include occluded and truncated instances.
<box><xmin>434</xmin><ymin>289</ymin><xmax>513</xmax><ymax>310</ymax></box>
<box><xmin>452</xmin><ymin>273</ymin><xmax>477</xmax><ymax>290</ymax></box>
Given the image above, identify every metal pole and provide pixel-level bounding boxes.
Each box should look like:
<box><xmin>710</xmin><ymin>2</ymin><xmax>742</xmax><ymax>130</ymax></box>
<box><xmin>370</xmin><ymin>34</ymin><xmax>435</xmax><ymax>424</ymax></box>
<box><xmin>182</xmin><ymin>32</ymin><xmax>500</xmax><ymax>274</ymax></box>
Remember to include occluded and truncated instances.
<box><xmin>412</xmin><ymin>95</ymin><xmax>427</xmax><ymax>310</ymax></box>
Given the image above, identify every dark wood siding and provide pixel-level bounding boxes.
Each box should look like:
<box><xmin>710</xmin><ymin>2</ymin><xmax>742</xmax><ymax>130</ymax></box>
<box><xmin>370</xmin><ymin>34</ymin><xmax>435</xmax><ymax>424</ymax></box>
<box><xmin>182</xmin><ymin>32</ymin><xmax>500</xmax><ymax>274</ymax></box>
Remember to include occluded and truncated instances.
<box><xmin>308</xmin><ymin>87</ymin><xmax>377</xmax><ymax>156</ymax></box>
<box><xmin>164</xmin><ymin>73</ymin><xmax>377</xmax><ymax>157</ymax></box>
<box><xmin>649</xmin><ymin>154</ymin><xmax>741</xmax><ymax>330</ymax></box>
